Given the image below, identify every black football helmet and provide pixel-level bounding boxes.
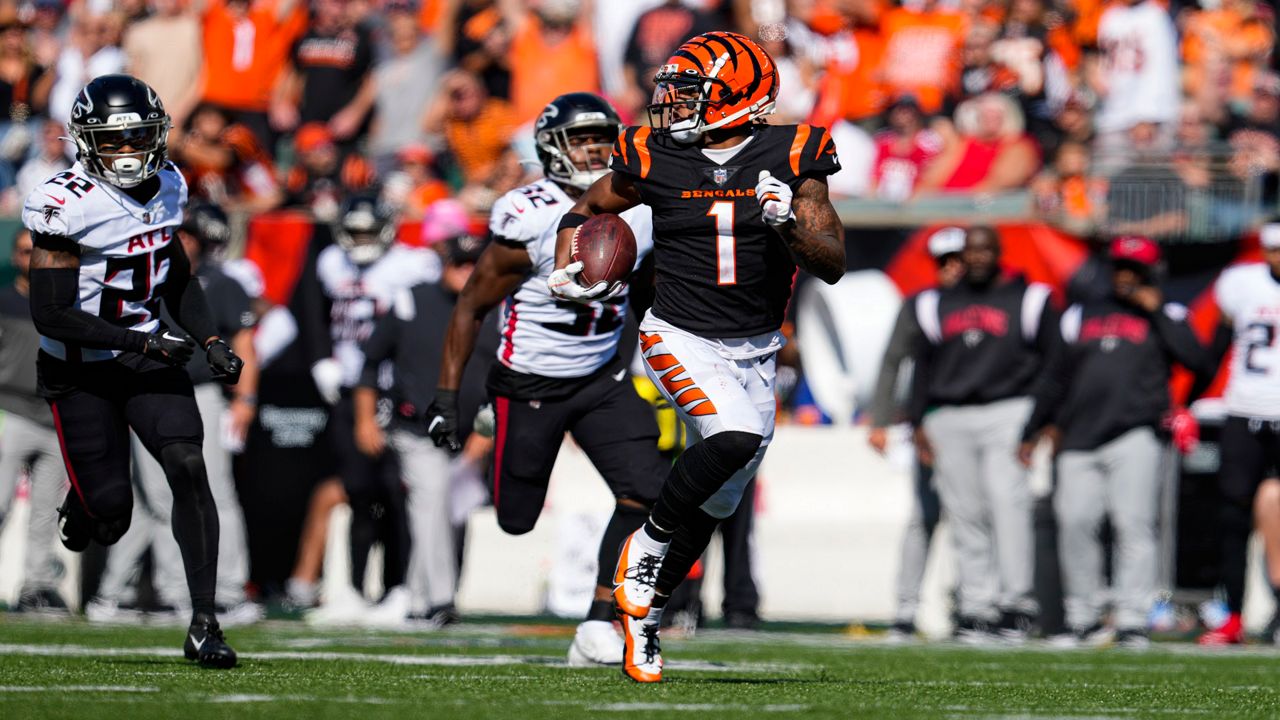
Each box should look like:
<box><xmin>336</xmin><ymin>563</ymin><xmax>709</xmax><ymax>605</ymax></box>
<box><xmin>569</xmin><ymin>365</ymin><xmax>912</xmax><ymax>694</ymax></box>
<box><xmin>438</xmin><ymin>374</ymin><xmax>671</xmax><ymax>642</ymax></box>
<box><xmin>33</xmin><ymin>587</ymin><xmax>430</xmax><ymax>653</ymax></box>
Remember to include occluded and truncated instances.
<box><xmin>334</xmin><ymin>192</ymin><xmax>397</xmax><ymax>265</ymax></box>
<box><xmin>68</xmin><ymin>74</ymin><xmax>171</xmax><ymax>188</ymax></box>
<box><xmin>534</xmin><ymin>92</ymin><xmax>622</xmax><ymax>191</ymax></box>
<box><xmin>180</xmin><ymin>202</ymin><xmax>232</xmax><ymax>257</ymax></box>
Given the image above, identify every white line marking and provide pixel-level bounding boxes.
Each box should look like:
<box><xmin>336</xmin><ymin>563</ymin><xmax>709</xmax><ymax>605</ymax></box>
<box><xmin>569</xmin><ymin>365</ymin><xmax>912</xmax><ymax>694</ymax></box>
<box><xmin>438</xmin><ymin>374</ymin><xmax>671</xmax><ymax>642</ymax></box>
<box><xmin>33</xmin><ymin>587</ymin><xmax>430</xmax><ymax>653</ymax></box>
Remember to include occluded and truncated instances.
<box><xmin>0</xmin><ymin>644</ymin><xmax>809</xmax><ymax>673</ymax></box>
<box><xmin>0</xmin><ymin>685</ymin><xmax>159</xmax><ymax>693</ymax></box>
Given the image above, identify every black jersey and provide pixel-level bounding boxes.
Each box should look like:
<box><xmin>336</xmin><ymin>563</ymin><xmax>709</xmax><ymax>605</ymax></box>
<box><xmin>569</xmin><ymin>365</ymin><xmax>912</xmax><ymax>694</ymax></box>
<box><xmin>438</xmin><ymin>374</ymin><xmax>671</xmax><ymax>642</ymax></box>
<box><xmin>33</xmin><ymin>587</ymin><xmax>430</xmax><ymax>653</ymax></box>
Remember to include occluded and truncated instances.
<box><xmin>611</xmin><ymin>123</ymin><xmax>840</xmax><ymax>338</ymax></box>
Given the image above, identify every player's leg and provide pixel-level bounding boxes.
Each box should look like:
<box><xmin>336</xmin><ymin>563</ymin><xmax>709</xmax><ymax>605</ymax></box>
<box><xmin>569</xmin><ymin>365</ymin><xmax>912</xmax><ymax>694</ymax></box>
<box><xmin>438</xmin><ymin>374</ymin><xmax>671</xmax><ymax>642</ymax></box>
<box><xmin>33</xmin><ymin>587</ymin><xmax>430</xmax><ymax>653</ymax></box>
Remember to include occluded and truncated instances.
<box><xmin>718</xmin><ymin>475</ymin><xmax>760</xmax><ymax>628</ymax></box>
<box><xmin>194</xmin><ymin>384</ymin><xmax>253</xmax><ymax>617</ymax></box>
<box><xmin>1054</xmin><ymin>449</ymin><xmax>1107</xmax><ymax>638</ymax></box>
<box><xmin>978</xmin><ymin>398</ymin><xmax>1037</xmax><ymax>636</ymax></box>
<box><xmin>374</xmin><ymin>448</ymin><xmax>410</xmax><ymax>595</ymax></box>
<box><xmin>124</xmin><ymin>366</ymin><xmax>235</xmax><ymax>669</ymax></box>
<box><xmin>1252</xmin><ymin>478</ymin><xmax>1280</xmax><ymax>643</ymax></box>
<box><xmin>48</xmin><ymin>388</ymin><xmax>134</xmax><ymax>550</ymax></box>
<box><xmin>614</xmin><ymin>330</ymin><xmax>766</xmax><ymax>624</ymax></box>
<box><xmin>893</xmin><ymin>468</ymin><xmax>933</xmax><ymax>636</ymax></box>
<box><xmin>923</xmin><ymin>407</ymin><xmax>997</xmax><ymax>632</ymax></box>
<box><xmin>1205</xmin><ymin>416</ymin><xmax>1266</xmax><ymax>644</ymax></box>
<box><xmin>329</xmin><ymin>395</ymin><xmax>380</xmax><ymax>593</ymax></box>
<box><xmin>390</xmin><ymin>430</ymin><xmax>456</xmax><ymax>617</ymax></box>
<box><xmin>490</xmin><ymin>394</ymin><xmax>570</xmax><ymax>536</ymax></box>
<box><xmin>10</xmin><ymin>416</ymin><xmax>69</xmax><ymax>612</ymax></box>
<box><xmin>1103</xmin><ymin>427</ymin><xmax>1161</xmax><ymax>646</ymax></box>
<box><xmin>130</xmin><ymin>433</ymin><xmax>188</xmax><ymax>613</ymax></box>
<box><xmin>566</xmin><ymin>365</ymin><xmax>667</xmax><ymax>666</ymax></box>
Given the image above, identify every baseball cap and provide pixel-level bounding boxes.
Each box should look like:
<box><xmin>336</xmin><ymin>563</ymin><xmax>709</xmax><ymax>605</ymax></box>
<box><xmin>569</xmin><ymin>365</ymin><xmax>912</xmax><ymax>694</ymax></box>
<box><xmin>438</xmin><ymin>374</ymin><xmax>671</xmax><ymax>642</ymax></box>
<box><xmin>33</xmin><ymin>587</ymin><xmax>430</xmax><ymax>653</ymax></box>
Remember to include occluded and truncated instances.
<box><xmin>295</xmin><ymin>123</ymin><xmax>334</xmax><ymax>153</ymax></box>
<box><xmin>1261</xmin><ymin>222</ymin><xmax>1280</xmax><ymax>249</ymax></box>
<box><xmin>927</xmin><ymin>227</ymin><xmax>966</xmax><ymax>258</ymax></box>
<box><xmin>1110</xmin><ymin>235</ymin><xmax>1160</xmax><ymax>266</ymax></box>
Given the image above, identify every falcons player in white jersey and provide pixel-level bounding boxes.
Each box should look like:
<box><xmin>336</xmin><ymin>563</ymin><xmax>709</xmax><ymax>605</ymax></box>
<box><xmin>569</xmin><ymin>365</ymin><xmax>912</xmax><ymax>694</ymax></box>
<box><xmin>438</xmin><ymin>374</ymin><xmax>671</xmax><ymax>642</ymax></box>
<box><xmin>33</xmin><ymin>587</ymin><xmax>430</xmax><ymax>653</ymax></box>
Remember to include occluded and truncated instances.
<box><xmin>428</xmin><ymin>93</ymin><xmax>667</xmax><ymax>666</ymax></box>
<box><xmin>23</xmin><ymin>75</ymin><xmax>242</xmax><ymax>667</ymax></box>
<box><xmin>308</xmin><ymin>193</ymin><xmax>440</xmax><ymax>603</ymax></box>
<box><xmin>1198</xmin><ymin>222</ymin><xmax>1280</xmax><ymax>645</ymax></box>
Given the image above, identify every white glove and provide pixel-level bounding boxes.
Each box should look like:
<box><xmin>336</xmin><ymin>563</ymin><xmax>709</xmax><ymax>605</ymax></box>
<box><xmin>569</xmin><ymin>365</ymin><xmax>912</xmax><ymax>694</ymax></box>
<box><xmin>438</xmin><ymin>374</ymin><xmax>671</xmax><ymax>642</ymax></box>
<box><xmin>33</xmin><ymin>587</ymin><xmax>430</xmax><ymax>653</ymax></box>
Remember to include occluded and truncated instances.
<box><xmin>310</xmin><ymin>358</ymin><xmax>343</xmax><ymax>405</ymax></box>
<box><xmin>756</xmin><ymin>170</ymin><xmax>794</xmax><ymax>226</ymax></box>
<box><xmin>547</xmin><ymin>260</ymin><xmax>624</xmax><ymax>303</ymax></box>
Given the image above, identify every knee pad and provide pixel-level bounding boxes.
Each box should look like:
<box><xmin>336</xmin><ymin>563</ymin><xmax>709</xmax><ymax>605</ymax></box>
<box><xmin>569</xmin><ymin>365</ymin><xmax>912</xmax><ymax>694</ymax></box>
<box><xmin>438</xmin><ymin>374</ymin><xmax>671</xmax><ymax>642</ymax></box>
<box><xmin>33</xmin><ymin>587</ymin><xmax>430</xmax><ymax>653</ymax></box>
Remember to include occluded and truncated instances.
<box><xmin>93</xmin><ymin>512</ymin><xmax>132</xmax><ymax>546</ymax></box>
<box><xmin>703</xmin><ymin>431</ymin><xmax>763</xmax><ymax>473</ymax></box>
<box><xmin>160</xmin><ymin>442</ymin><xmax>206</xmax><ymax>487</ymax></box>
<box><xmin>497</xmin><ymin>518</ymin><xmax>536</xmax><ymax>536</ymax></box>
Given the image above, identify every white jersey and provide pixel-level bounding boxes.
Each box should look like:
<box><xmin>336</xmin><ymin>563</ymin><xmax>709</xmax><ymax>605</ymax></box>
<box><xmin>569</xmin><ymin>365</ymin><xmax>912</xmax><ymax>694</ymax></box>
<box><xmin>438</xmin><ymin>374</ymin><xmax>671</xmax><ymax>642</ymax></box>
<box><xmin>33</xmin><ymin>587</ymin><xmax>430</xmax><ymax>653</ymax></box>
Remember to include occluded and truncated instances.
<box><xmin>1216</xmin><ymin>263</ymin><xmax>1280</xmax><ymax>420</ymax></box>
<box><xmin>489</xmin><ymin>178</ymin><xmax>654</xmax><ymax>378</ymax></box>
<box><xmin>21</xmin><ymin>161</ymin><xmax>187</xmax><ymax>362</ymax></box>
<box><xmin>317</xmin><ymin>242</ymin><xmax>441</xmax><ymax>388</ymax></box>
<box><xmin>1094</xmin><ymin>0</ymin><xmax>1179</xmax><ymax>132</ymax></box>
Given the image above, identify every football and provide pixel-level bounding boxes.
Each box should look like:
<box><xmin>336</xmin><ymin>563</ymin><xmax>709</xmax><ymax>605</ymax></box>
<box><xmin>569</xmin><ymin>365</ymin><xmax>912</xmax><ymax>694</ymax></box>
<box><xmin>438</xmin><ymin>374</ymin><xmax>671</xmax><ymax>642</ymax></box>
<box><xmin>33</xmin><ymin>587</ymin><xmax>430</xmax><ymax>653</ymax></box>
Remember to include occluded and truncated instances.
<box><xmin>572</xmin><ymin>213</ymin><xmax>637</xmax><ymax>287</ymax></box>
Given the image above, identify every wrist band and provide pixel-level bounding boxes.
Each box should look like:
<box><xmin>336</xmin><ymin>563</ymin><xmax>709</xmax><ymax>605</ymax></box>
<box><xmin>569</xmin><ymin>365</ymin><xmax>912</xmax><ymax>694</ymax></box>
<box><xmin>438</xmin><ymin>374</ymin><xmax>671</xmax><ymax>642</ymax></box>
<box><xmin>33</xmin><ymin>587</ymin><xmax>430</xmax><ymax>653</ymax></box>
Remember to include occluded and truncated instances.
<box><xmin>556</xmin><ymin>212</ymin><xmax>590</xmax><ymax>233</ymax></box>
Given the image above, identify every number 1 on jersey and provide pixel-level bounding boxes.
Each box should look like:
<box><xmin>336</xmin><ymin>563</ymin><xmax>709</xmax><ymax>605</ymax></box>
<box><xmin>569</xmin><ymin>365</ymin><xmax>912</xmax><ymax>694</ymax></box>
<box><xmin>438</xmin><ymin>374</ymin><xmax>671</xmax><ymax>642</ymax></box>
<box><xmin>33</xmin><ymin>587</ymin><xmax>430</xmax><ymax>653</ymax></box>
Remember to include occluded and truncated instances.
<box><xmin>708</xmin><ymin>201</ymin><xmax>736</xmax><ymax>285</ymax></box>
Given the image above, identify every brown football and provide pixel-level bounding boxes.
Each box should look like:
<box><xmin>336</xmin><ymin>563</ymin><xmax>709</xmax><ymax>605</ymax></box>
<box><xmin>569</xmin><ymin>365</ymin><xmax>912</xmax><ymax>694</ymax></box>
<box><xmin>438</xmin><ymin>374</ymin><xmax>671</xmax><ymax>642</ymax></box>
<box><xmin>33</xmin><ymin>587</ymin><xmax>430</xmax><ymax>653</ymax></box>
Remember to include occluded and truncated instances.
<box><xmin>573</xmin><ymin>213</ymin><xmax>637</xmax><ymax>287</ymax></box>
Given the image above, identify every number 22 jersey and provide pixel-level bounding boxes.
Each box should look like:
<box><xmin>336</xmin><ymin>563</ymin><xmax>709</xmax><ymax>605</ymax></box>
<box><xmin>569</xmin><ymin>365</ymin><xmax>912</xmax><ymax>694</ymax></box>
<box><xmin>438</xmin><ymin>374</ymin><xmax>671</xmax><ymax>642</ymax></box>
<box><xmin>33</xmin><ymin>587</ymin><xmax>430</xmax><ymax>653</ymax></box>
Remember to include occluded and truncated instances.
<box><xmin>489</xmin><ymin>178</ymin><xmax>653</xmax><ymax>380</ymax></box>
<box><xmin>21</xmin><ymin>161</ymin><xmax>187</xmax><ymax>363</ymax></box>
<box><xmin>610</xmin><ymin>122</ymin><xmax>840</xmax><ymax>338</ymax></box>
<box><xmin>1216</xmin><ymin>263</ymin><xmax>1280</xmax><ymax>420</ymax></box>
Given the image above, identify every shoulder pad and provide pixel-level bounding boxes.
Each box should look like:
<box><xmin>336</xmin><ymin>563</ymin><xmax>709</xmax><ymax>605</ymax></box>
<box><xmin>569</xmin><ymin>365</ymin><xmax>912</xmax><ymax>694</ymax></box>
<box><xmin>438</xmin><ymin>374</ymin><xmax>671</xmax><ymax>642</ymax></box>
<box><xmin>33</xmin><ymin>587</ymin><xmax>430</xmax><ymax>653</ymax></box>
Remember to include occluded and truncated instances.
<box><xmin>22</xmin><ymin>171</ymin><xmax>91</xmax><ymax>238</ymax></box>
<box><xmin>788</xmin><ymin>124</ymin><xmax>841</xmax><ymax>181</ymax></box>
<box><xmin>489</xmin><ymin>187</ymin><xmax>543</xmax><ymax>243</ymax></box>
<box><xmin>610</xmin><ymin>126</ymin><xmax>653</xmax><ymax>180</ymax></box>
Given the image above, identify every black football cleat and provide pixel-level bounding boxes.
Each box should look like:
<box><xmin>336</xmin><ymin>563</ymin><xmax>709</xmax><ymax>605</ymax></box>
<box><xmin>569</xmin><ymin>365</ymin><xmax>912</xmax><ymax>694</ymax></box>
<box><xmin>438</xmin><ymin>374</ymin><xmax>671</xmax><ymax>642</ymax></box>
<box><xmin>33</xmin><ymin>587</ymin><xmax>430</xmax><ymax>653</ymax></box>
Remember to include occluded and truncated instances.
<box><xmin>56</xmin><ymin>495</ymin><xmax>91</xmax><ymax>552</ymax></box>
<box><xmin>184</xmin><ymin>615</ymin><xmax>238</xmax><ymax>669</ymax></box>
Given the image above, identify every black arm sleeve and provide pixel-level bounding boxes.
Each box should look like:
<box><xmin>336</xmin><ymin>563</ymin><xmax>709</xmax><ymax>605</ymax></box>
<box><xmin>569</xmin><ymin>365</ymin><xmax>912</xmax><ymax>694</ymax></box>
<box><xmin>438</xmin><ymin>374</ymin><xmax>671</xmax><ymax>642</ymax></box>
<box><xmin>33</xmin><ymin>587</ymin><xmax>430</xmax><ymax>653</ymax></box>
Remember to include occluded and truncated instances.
<box><xmin>1187</xmin><ymin>319</ymin><xmax>1233</xmax><ymax>403</ymax></box>
<box><xmin>1152</xmin><ymin>308</ymin><xmax>1211</xmax><ymax>376</ymax></box>
<box><xmin>870</xmin><ymin>302</ymin><xmax>922</xmax><ymax>428</ymax></box>
<box><xmin>1022</xmin><ymin>332</ymin><xmax>1071</xmax><ymax>441</ymax></box>
<box><xmin>357</xmin><ymin>311</ymin><xmax>399</xmax><ymax>390</ymax></box>
<box><xmin>162</xmin><ymin>241</ymin><xmax>220</xmax><ymax>346</ymax></box>
<box><xmin>627</xmin><ymin>252</ymin><xmax>656</xmax><ymax>323</ymax></box>
<box><xmin>907</xmin><ymin>340</ymin><xmax>933</xmax><ymax>427</ymax></box>
<box><xmin>28</xmin><ymin>233</ymin><xmax>147</xmax><ymax>353</ymax></box>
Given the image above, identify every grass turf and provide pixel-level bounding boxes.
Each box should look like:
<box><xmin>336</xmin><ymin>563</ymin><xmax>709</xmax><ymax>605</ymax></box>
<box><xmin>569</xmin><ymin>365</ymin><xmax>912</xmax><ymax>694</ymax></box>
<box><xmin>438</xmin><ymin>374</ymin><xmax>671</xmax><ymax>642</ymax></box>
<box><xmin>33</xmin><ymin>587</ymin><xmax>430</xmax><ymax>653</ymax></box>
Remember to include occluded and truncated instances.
<box><xmin>0</xmin><ymin>616</ymin><xmax>1277</xmax><ymax>718</ymax></box>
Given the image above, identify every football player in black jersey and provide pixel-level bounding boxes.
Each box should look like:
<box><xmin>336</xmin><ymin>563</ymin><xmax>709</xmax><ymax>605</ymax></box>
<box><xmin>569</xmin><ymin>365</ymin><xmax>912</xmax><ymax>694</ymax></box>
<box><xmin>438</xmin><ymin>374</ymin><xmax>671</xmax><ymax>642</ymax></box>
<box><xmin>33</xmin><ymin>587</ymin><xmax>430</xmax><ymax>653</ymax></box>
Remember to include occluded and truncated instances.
<box><xmin>23</xmin><ymin>75</ymin><xmax>243</xmax><ymax>668</ymax></box>
<box><xmin>550</xmin><ymin>31</ymin><xmax>845</xmax><ymax>682</ymax></box>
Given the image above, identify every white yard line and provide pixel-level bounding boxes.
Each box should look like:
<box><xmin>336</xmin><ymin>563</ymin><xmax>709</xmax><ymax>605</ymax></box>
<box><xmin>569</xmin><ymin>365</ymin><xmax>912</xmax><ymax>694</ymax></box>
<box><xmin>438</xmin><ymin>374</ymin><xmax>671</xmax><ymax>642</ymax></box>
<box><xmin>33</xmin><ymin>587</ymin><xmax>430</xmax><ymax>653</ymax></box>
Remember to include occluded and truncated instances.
<box><xmin>0</xmin><ymin>685</ymin><xmax>159</xmax><ymax>693</ymax></box>
<box><xmin>0</xmin><ymin>643</ymin><xmax>810</xmax><ymax>673</ymax></box>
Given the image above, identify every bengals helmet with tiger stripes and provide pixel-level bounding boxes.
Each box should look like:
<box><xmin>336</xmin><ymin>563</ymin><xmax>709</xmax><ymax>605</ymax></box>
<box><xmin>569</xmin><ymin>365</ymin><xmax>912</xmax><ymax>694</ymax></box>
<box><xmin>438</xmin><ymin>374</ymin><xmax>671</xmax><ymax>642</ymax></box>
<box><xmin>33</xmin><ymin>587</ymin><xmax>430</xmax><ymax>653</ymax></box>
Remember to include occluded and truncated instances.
<box><xmin>648</xmin><ymin>31</ymin><xmax>779</xmax><ymax>144</ymax></box>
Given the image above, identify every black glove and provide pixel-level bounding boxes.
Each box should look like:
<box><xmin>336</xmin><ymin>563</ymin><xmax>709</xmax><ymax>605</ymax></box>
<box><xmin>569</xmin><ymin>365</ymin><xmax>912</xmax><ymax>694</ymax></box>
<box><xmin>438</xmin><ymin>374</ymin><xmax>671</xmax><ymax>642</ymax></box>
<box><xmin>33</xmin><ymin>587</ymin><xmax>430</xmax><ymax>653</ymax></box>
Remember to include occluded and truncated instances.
<box><xmin>426</xmin><ymin>389</ymin><xmax>461</xmax><ymax>453</ymax></box>
<box><xmin>206</xmin><ymin>338</ymin><xmax>244</xmax><ymax>384</ymax></box>
<box><xmin>142</xmin><ymin>332</ymin><xmax>196</xmax><ymax>366</ymax></box>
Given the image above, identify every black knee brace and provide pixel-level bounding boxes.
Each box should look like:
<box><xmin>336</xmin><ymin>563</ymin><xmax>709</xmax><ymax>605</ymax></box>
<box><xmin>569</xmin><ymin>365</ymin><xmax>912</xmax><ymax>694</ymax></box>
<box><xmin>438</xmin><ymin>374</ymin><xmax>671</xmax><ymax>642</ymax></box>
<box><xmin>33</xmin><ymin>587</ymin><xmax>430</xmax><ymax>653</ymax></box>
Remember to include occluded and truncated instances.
<box><xmin>94</xmin><ymin>512</ymin><xmax>132</xmax><ymax>545</ymax></box>
<box><xmin>648</xmin><ymin>431</ymin><xmax>762</xmax><ymax>536</ymax></box>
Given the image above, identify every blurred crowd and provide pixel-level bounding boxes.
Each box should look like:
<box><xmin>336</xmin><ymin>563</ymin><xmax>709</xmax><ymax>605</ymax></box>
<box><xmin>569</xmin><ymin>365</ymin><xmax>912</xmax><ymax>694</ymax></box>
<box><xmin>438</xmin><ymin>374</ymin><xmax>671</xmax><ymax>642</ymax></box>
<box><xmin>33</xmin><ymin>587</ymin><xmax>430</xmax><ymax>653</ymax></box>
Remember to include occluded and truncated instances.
<box><xmin>0</xmin><ymin>0</ymin><xmax>1266</xmax><ymax>235</ymax></box>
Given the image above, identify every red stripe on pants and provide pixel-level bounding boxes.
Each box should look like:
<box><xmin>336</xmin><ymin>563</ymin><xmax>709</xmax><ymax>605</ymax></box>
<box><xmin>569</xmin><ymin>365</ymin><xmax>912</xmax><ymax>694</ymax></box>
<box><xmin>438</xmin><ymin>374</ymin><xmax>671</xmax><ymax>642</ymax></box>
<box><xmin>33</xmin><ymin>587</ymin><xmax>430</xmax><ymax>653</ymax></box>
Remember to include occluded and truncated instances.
<box><xmin>50</xmin><ymin>401</ymin><xmax>92</xmax><ymax>517</ymax></box>
<box><xmin>492</xmin><ymin>396</ymin><xmax>510</xmax><ymax>508</ymax></box>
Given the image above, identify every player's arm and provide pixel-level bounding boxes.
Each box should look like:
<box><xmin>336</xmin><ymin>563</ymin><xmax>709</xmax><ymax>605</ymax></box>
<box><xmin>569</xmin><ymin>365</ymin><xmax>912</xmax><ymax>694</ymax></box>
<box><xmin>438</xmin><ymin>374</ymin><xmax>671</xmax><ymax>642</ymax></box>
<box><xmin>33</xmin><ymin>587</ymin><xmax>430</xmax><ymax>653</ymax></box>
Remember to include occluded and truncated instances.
<box><xmin>764</xmin><ymin>175</ymin><xmax>846</xmax><ymax>285</ymax></box>
<box><xmin>868</xmin><ymin>302</ymin><xmax>922</xmax><ymax>454</ymax></box>
<box><xmin>353</xmin><ymin>307</ymin><xmax>400</xmax><ymax>458</ymax></box>
<box><xmin>552</xmin><ymin>171</ymin><xmax>642</xmax><ymax>272</ymax></box>
<box><xmin>162</xmin><ymin>241</ymin><xmax>244</xmax><ymax>381</ymax></box>
<box><xmin>1019</xmin><ymin>324</ymin><xmax>1071</xmax><ymax>465</ymax></box>
<box><xmin>28</xmin><ymin>232</ymin><xmax>152</xmax><ymax>353</ymax></box>
<box><xmin>427</xmin><ymin>241</ymin><xmax>532</xmax><ymax>451</ymax></box>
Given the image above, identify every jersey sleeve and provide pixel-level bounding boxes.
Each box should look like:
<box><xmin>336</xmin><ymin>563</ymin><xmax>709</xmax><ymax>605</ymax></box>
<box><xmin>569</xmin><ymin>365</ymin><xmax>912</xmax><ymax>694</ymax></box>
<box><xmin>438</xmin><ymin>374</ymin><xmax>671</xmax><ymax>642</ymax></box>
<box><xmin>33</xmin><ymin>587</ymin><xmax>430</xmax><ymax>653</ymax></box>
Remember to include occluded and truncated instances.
<box><xmin>21</xmin><ymin>175</ymin><xmax>87</xmax><ymax>239</ymax></box>
<box><xmin>488</xmin><ymin>189</ymin><xmax>542</xmax><ymax>245</ymax></box>
<box><xmin>789</xmin><ymin>124</ymin><xmax>842</xmax><ymax>183</ymax></box>
<box><xmin>1214</xmin><ymin>267</ymin><xmax>1245</xmax><ymax>320</ymax></box>
<box><xmin>610</xmin><ymin>126</ymin><xmax>653</xmax><ymax>181</ymax></box>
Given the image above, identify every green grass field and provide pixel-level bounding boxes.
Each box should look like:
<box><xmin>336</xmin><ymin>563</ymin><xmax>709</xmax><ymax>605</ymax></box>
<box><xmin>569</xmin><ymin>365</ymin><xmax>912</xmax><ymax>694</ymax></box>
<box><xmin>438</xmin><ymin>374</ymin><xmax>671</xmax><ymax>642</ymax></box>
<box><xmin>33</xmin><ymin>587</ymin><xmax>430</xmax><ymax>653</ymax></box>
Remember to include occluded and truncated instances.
<box><xmin>1</xmin><ymin>616</ymin><xmax>1278</xmax><ymax>719</ymax></box>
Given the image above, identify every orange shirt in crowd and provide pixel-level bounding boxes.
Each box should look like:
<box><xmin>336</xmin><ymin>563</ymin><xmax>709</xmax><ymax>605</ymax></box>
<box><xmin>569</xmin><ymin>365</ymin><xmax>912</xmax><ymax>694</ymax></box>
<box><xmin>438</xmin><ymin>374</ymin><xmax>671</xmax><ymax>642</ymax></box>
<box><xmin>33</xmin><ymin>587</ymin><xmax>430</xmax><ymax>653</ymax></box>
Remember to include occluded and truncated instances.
<box><xmin>879</xmin><ymin>7</ymin><xmax>967</xmax><ymax>115</ymax></box>
<box><xmin>1182</xmin><ymin>5</ymin><xmax>1275</xmax><ymax>103</ymax></box>
<box><xmin>509</xmin><ymin>15</ymin><xmax>600</xmax><ymax>125</ymax></box>
<box><xmin>445</xmin><ymin>98</ymin><xmax>517</xmax><ymax>183</ymax></box>
<box><xmin>810</xmin><ymin>21</ymin><xmax>888</xmax><ymax>126</ymax></box>
<box><xmin>201</xmin><ymin>0</ymin><xmax>307</xmax><ymax>112</ymax></box>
